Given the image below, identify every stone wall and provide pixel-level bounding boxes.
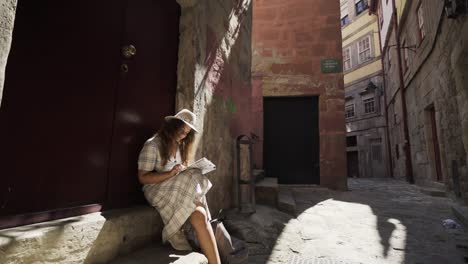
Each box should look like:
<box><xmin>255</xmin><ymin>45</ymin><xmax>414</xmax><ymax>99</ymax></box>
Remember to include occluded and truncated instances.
<box><xmin>395</xmin><ymin>1</ymin><xmax>468</xmax><ymax>200</ymax></box>
<box><xmin>0</xmin><ymin>0</ymin><xmax>17</xmax><ymax>107</ymax></box>
<box><xmin>176</xmin><ymin>0</ymin><xmax>253</xmax><ymax>213</ymax></box>
<box><xmin>382</xmin><ymin>22</ymin><xmax>407</xmax><ymax>180</ymax></box>
<box><xmin>252</xmin><ymin>0</ymin><xmax>347</xmax><ymax>190</ymax></box>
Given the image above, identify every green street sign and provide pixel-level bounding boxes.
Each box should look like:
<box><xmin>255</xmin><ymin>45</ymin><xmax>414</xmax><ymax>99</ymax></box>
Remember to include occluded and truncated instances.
<box><xmin>321</xmin><ymin>59</ymin><xmax>342</xmax><ymax>74</ymax></box>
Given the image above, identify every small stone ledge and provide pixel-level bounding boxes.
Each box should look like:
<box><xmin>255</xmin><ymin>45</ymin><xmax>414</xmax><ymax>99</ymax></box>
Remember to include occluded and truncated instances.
<box><xmin>452</xmin><ymin>204</ymin><xmax>468</xmax><ymax>228</ymax></box>
<box><xmin>418</xmin><ymin>187</ymin><xmax>447</xmax><ymax>197</ymax></box>
<box><xmin>0</xmin><ymin>206</ymin><xmax>163</xmax><ymax>264</ymax></box>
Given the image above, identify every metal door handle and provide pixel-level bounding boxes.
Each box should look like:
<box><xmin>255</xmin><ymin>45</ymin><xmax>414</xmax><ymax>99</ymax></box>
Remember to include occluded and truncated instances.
<box><xmin>121</xmin><ymin>64</ymin><xmax>129</xmax><ymax>73</ymax></box>
<box><xmin>121</xmin><ymin>45</ymin><xmax>136</xmax><ymax>59</ymax></box>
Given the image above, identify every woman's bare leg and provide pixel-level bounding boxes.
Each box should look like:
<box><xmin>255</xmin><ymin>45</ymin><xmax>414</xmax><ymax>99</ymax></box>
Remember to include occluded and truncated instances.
<box><xmin>190</xmin><ymin>206</ymin><xmax>220</xmax><ymax>264</ymax></box>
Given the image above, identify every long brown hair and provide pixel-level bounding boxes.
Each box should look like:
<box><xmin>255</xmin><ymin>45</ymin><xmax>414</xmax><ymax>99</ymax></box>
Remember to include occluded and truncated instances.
<box><xmin>157</xmin><ymin>119</ymin><xmax>195</xmax><ymax>166</ymax></box>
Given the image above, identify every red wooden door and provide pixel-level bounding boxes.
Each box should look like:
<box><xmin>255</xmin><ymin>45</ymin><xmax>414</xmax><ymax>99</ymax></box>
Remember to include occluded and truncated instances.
<box><xmin>0</xmin><ymin>0</ymin><xmax>179</xmax><ymax>227</ymax></box>
<box><xmin>106</xmin><ymin>0</ymin><xmax>180</xmax><ymax>208</ymax></box>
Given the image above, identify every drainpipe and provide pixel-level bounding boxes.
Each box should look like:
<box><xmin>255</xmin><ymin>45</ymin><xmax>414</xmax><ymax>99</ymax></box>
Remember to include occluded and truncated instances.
<box><xmin>373</xmin><ymin>8</ymin><xmax>394</xmax><ymax>178</ymax></box>
<box><xmin>392</xmin><ymin>0</ymin><xmax>414</xmax><ymax>183</ymax></box>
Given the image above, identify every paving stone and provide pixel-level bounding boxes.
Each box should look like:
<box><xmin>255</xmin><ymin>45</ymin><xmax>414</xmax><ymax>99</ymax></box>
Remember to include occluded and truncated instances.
<box><xmin>111</xmin><ymin>179</ymin><xmax>468</xmax><ymax>263</ymax></box>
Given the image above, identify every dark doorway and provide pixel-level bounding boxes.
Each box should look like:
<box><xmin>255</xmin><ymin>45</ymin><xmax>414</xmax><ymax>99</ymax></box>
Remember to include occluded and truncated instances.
<box><xmin>0</xmin><ymin>0</ymin><xmax>179</xmax><ymax>227</ymax></box>
<box><xmin>347</xmin><ymin>151</ymin><xmax>359</xmax><ymax>178</ymax></box>
<box><xmin>429</xmin><ymin>107</ymin><xmax>443</xmax><ymax>182</ymax></box>
<box><xmin>263</xmin><ymin>97</ymin><xmax>319</xmax><ymax>184</ymax></box>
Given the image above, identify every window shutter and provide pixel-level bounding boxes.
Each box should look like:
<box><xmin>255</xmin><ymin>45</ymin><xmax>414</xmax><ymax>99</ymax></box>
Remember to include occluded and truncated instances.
<box><xmin>341</xmin><ymin>2</ymin><xmax>349</xmax><ymax>18</ymax></box>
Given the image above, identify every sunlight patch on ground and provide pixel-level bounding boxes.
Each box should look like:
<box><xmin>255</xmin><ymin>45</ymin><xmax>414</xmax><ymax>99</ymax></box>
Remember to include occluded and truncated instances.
<box><xmin>268</xmin><ymin>199</ymin><xmax>407</xmax><ymax>263</ymax></box>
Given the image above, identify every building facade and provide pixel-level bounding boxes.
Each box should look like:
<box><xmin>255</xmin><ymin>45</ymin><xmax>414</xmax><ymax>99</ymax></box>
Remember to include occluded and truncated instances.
<box><xmin>371</xmin><ymin>0</ymin><xmax>468</xmax><ymax>202</ymax></box>
<box><xmin>252</xmin><ymin>0</ymin><xmax>347</xmax><ymax>189</ymax></box>
<box><xmin>341</xmin><ymin>0</ymin><xmax>389</xmax><ymax>178</ymax></box>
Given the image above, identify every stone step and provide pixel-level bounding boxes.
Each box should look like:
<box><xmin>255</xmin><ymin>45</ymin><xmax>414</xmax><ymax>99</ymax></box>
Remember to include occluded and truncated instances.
<box><xmin>255</xmin><ymin>177</ymin><xmax>278</xmax><ymax>207</ymax></box>
<box><xmin>277</xmin><ymin>187</ymin><xmax>296</xmax><ymax>216</ymax></box>
<box><xmin>254</xmin><ymin>177</ymin><xmax>297</xmax><ymax>216</ymax></box>
<box><xmin>452</xmin><ymin>204</ymin><xmax>468</xmax><ymax>227</ymax></box>
<box><xmin>253</xmin><ymin>169</ymin><xmax>265</xmax><ymax>182</ymax></box>
<box><xmin>418</xmin><ymin>186</ymin><xmax>447</xmax><ymax>197</ymax></box>
<box><xmin>0</xmin><ymin>206</ymin><xmax>164</xmax><ymax>264</ymax></box>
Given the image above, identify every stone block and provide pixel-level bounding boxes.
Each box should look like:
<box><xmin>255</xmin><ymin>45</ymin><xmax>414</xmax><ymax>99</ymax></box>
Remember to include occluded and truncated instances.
<box><xmin>0</xmin><ymin>206</ymin><xmax>163</xmax><ymax>264</ymax></box>
<box><xmin>255</xmin><ymin>177</ymin><xmax>278</xmax><ymax>207</ymax></box>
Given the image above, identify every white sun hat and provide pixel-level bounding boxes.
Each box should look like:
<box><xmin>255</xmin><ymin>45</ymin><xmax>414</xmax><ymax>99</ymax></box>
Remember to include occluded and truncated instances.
<box><xmin>164</xmin><ymin>109</ymin><xmax>199</xmax><ymax>132</ymax></box>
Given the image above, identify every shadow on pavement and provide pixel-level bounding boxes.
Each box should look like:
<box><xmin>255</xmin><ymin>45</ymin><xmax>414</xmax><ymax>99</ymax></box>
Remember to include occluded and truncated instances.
<box><xmin>224</xmin><ymin>178</ymin><xmax>467</xmax><ymax>264</ymax></box>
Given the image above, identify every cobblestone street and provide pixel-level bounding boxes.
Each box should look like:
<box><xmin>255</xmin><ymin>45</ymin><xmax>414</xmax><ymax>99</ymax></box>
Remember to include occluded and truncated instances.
<box><xmin>225</xmin><ymin>178</ymin><xmax>468</xmax><ymax>264</ymax></box>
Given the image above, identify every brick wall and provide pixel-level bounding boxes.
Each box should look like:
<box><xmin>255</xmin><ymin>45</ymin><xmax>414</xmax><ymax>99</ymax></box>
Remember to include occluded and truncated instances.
<box><xmin>252</xmin><ymin>0</ymin><xmax>347</xmax><ymax>190</ymax></box>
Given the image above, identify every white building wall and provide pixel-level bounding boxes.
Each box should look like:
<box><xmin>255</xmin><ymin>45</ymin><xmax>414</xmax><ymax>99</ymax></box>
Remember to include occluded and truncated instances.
<box><xmin>380</xmin><ymin>0</ymin><xmax>394</xmax><ymax>49</ymax></box>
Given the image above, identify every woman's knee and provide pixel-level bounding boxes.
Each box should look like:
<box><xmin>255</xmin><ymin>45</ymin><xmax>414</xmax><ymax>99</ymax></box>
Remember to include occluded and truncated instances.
<box><xmin>190</xmin><ymin>206</ymin><xmax>208</xmax><ymax>227</ymax></box>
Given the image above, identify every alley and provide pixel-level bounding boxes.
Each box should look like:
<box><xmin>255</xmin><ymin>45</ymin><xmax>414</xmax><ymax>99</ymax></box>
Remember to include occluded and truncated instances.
<box><xmin>225</xmin><ymin>178</ymin><xmax>467</xmax><ymax>264</ymax></box>
<box><xmin>1</xmin><ymin>1</ymin><xmax>468</xmax><ymax>263</ymax></box>
<box><xmin>111</xmin><ymin>178</ymin><xmax>467</xmax><ymax>263</ymax></box>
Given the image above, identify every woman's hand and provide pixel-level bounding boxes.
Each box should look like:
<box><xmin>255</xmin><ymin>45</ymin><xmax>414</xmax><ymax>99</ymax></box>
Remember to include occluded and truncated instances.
<box><xmin>170</xmin><ymin>164</ymin><xmax>185</xmax><ymax>176</ymax></box>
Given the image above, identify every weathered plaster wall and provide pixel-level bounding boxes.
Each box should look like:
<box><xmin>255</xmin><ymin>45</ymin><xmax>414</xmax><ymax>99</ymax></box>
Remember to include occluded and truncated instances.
<box><xmin>345</xmin><ymin>74</ymin><xmax>389</xmax><ymax>178</ymax></box>
<box><xmin>252</xmin><ymin>0</ymin><xmax>346</xmax><ymax>190</ymax></box>
<box><xmin>0</xmin><ymin>0</ymin><xmax>17</xmax><ymax>107</ymax></box>
<box><xmin>176</xmin><ymin>0</ymin><xmax>253</xmax><ymax>213</ymax></box>
<box><xmin>399</xmin><ymin>1</ymin><xmax>468</xmax><ymax>200</ymax></box>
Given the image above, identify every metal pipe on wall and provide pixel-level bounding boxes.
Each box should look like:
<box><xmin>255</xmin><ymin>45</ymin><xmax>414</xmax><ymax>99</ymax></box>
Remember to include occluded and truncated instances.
<box><xmin>392</xmin><ymin>0</ymin><xmax>415</xmax><ymax>183</ymax></box>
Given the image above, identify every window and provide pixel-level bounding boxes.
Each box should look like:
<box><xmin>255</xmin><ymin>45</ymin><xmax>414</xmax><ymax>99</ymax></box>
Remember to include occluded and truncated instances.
<box><xmin>402</xmin><ymin>40</ymin><xmax>409</xmax><ymax>72</ymax></box>
<box><xmin>341</xmin><ymin>1</ymin><xmax>350</xmax><ymax>27</ymax></box>
<box><xmin>341</xmin><ymin>15</ymin><xmax>350</xmax><ymax>27</ymax></box>
<box><xmin>372</xmin><ymin>144</ymin><xmax>382</xmax><ymax>162</ymax></box>
<box><xmin>343</xmin><ymin>48</ymin><xmax>352</xmax><ymax>71</ymax></box>
<box><xmin>355</xmin><ymin>0</ymin><xmax>369</xmax><ymax>16</ymax></box>
<box><xmin>358</xmin><ymin>36</ymin><xmax>372</xmax><ymax>63</ymax></box>
<box><xmin>347</xmin><ymin>136</ymin><xmax>357</xmax><ymax>147</ymax></box>
<box><xmin>364</xmin><ymin>97</ymin><xmax>375</xmax><ymax>113</ymax></box>
<box><xmin>417</xmin><ymin>3</ymin><xmax>426</xmax><ymax>41</ymax></box>
<box><xmin>345</xmin><ymin>104</ymin><xmax>355</xmax><ymax>119</ymax></box>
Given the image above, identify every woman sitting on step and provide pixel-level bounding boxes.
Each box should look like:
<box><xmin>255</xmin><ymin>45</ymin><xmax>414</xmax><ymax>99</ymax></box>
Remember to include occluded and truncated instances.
<box><xmin>137</xmin><ymin>109</ymin><xmax>220</xmax><ymax>264</ymax></box>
